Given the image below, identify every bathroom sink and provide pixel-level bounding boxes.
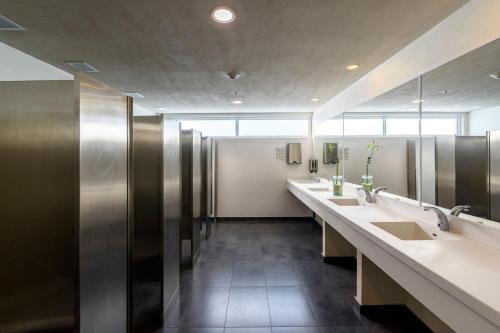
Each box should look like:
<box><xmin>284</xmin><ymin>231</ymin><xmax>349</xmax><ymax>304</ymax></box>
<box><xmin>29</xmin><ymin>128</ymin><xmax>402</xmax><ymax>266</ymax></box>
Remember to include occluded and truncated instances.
<box><xmin>370</xmin><ymin>221</ymin><xmax>458</xmax><ymax>241</ymax></box>
<box><xmin>308</xmin><ymin>187</ymin><xmax>329</xmax><ymax>192</ymax></box>
<box><xmin>329</xmin><ymin>198</ymin><xmax>362</xmax><ymax>206</ymax></box>
<box><xmin>294</xmin><ymin>180</ymin><xmax>316</xmax><ymax>184</ymax></box>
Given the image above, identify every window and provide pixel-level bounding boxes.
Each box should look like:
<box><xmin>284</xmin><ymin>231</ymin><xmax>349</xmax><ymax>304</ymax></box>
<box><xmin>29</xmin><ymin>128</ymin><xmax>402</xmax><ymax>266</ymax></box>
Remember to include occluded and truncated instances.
<box><xmin>314</xmin><ymin>119</ymin><xmax>343</xmax><ymax>136</ymax></box>
<box><xmin>344</xmin><ymin>118</ymin><xmax>383</xmax><ymax>136</ymax></box>
<box><xmin>239</xmin><ymin>119</ymin><xmax>309</xmax><ymax>137</ymax></box>
<box><xmin>181</xmin><ymin>120</ymin><xmax>236</xmax><ymax>137</ymax></box>
<box><xmin>422</xmin><ymin>118</ymin><xmax>457</xmax><ymax>135</ymax></box>
<box><xmin>386</xmin><ymin>118</ymin><xmax>419</xmax><ymax>136</ymax></box>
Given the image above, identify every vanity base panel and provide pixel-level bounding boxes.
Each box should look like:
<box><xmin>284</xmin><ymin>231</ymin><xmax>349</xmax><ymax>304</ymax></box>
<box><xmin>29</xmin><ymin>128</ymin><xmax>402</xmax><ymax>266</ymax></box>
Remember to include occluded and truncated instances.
<box><xmin>356</xmin><ymin>251</ymin><xmax>453</xmax><ymax>333</ymax></box>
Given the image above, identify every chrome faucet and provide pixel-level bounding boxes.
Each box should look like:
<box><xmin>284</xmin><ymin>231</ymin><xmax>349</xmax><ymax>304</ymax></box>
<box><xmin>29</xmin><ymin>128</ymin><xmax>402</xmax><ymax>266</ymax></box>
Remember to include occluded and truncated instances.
<box><xmin>357</xmin><ymin>187</ymin><xmax>373</xmax><ymax>203</ymax></box>
<box><xmin>450</xmin><ymin>205</ymin><xmax>471</xmax><ymax>217</ymax></box>
<box><xmin>424</xmin><ymin>206</ymin><xmax>450</xmax><ymax>231</ymax></box>
<box><xmin>374</xmin><ymin>187</ymin><xmax>388</xmax><ymax>194</ymax></box>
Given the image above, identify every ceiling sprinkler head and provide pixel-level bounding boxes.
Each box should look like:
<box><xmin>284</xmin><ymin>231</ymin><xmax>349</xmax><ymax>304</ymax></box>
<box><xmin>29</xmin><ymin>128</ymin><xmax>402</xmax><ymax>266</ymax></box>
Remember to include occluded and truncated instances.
<box><xmin>226</xmin><ymin>71</ymin><xmax>240</xmax><ymax>80</ymax></box>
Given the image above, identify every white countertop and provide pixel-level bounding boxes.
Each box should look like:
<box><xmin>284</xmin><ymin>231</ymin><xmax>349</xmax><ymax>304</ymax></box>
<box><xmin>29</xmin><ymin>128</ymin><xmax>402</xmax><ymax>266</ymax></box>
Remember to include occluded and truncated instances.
<box><xmin>287</xmin><ymin>179</ymin><xmax>500</xmax><ymax>330</ymax></box>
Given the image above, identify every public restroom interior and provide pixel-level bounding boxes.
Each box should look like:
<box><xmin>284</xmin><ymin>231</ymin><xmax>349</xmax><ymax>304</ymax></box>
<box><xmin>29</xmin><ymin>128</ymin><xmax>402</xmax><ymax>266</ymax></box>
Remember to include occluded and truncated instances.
<box><xmin>1</xmin><ymin>1</ymin><xmax>500</xmax><ymax>332</ymax></box>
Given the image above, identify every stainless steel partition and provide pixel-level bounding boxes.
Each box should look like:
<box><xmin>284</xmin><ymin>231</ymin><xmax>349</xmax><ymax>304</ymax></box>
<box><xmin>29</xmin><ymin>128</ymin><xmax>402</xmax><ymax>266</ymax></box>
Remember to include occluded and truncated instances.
<box><xmin>435</xmin><ymin>136</ymin><xmax>456</xmax><ymax>209</ymax></box>
<box><xmin>181</xmin><ymin>129</ymin><xmax>202</xmax><ymax>268</ymax></box>
<box><xmin>78</xmin><ymin>73</ymin><xmax>129</xmax><ymax>333</ymax></box>
<box><xmin>201</xmin><ymin>137</ymin><xmax>213</xmax><ymax>239</ymax></box>
<box><xmin>161</xmin><ymin>117</ymin><xmax>181</xmax><ymax>318</ymax></box>
<box><xmin>488</xmin><ymin>131</ymin><xmax>500</xmax><ymax>222</ymax></box>
<box><xmin>0</xmin><ymin>81</ymin><xmax>76</xmax><ymax>332</ymax></box>
<box><xmin>132</xmin><ymin>116</ymin><xmax>163</xmax><ymax>331</ymax></box>
<box><xmin>455</xmin><ymin>136</ymin><xmax>487</xmax><ymax>218</ymax></box>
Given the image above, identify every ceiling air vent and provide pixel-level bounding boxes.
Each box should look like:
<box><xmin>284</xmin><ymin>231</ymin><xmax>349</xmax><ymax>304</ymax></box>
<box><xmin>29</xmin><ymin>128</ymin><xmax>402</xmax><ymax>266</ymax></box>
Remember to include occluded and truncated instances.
<box><xmin>122</xmin><ymin>92</ymin><xmax>145</xmax><ymax>99</ymax></box>
<box><xmin>65</xmin><ymin>62</ymin><xmax>99</xmax><ymax>73</ymax></box>
<box><xmin>0</xmin><ymin>15</ymin><xmax>26</xmax><ymax>31</ymax></box>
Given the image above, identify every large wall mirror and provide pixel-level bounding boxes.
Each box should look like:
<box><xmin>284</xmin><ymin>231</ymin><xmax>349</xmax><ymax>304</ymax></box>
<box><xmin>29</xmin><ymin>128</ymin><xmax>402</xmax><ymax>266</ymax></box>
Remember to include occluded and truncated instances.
<box><xmin>314</xmin><ymin>38</ymin><xmax>500</xmax><ymax>224</ymax></box>
<box><xmin>421</xmin><ymin>38</ymin><xmax>500</xmax><ymax>221</ymax></box>
<box><xmin>315</xmin><ymin>79</ymin><xmax>422</xmax><ymax>201</ymax></box>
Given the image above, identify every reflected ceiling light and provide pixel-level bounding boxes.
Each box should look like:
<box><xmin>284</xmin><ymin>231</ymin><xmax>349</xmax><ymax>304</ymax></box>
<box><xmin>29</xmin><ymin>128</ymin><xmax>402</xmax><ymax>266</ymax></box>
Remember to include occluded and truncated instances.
<box><xmin>346</xmin><ymin>64</ymin><xmax>359</xmax><ymax>70</ymax></box>
<box><xmin>211</xmin><ymin>6</ymin><xmax>236</xmax><ymax>23</ymax></box>
<box><xmin>489</xmin><ymin>72</ymin><xmax>500</xmax><ymax>80</ymax></box>
<box><xmin>232</xmin><ymin>100</ymin><xmax>243</xmax><ymax>105</ymax></box>
<box><xmin>311</xmin><ymin>98</ymin><xmax>320</xmax><ymax>102</ymax></box>
<box><xmin>155</xmin><ymin>107</ymin><xmax>167</xmax><ymax>111</ymax></box>
<box><xmin>412</xmin><ymin>99</ymin><xmax>425</xmax><ymax>104</ymax></box>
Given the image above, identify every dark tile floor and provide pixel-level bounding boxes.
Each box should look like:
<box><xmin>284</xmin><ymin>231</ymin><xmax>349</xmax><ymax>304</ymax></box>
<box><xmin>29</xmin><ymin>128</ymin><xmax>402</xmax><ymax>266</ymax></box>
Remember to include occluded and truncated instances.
<box><xmin>158</xmin><ymin>220</ymin><xmax>431</xmax><ymax>333</ymax></box>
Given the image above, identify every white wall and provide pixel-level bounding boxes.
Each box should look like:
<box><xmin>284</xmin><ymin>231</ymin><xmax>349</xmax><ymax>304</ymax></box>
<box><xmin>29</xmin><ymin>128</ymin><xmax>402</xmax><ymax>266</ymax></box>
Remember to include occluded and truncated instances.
<box><xmin>469</xmin><ymin>106</ymin><xmax>500</xmax><ymax>135</ymax></box>
<box><xmin>0</xmin><ymin>41</ymin><xmax>72</xmax><ymax>81</ymax></box>
<box><xmin>216</xmin><ymin>138</ymin><xmax>312</xmax><ymax>217</ymax></box>
<box><xmin>314</xmin><ymin>137</ymin><xmax>410</xmax><ymax>197</ymax></box>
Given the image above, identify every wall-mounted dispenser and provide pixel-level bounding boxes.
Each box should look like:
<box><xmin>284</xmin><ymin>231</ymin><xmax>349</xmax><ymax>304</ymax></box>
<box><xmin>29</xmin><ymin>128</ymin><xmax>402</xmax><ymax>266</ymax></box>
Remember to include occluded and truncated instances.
<box><xmin>323</xmin><ymin>143</ymin><xmax>338</xmax><ymax>164</ymax></box>
<box><xmin>287</xmin><ymin>143</ymin><xmax>302</xmax><ymax>164</ymax></box>
<box><xmin>309</xmin><ymin>159</ymin><xmax>318</xmax><ymax>173</ymax></box>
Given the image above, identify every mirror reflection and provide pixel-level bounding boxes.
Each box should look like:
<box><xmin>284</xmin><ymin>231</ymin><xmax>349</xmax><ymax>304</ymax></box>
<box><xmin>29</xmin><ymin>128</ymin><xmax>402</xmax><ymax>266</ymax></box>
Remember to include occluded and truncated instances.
<box><xmin>422</xmin><ymin>38</ymin><xmax>500</xmax><ymax>221</ymax></box>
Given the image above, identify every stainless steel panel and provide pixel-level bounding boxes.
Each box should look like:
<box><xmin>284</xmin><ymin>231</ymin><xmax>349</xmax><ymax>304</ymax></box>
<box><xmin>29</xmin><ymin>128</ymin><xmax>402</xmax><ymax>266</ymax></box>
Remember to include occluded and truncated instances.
<box><xmin>489</xmin><ymin>131</ymin><xmax>500</xmax><ymax>222</ymax></box>
<box><xmin>212</xmin><ymin>140</ymin><xmax>218</xmax><ymax>219</ymax></box>
<box><xmin>181</xmin><ymin>130</ymin><xmax>202</xmax><ymax>267</ymax></box>
<box><xmin>435</xmin><ymin>136</ymin><xmax>456</xmax><ymax>209</ymax></box>
<box><xmin>407</xmin><ymin>140</ymin><xmax>417</xmax><ymax>199</ymax></box>
<box><xmin>0</xmin><ymin>81</ymin><xmax>76</xmax><ymax>332</ymax></box>
<box><xmin>132</xmin><ymin>116</ymin><xmax>162</xmax><ymax>330</ymax></box>
<box><xmin>287</xmin><ymin>143</ymin><xmax>302</xmax><ymax>164</ymax></box>
<box><xmin>78</xmin><ymin>73</ymin><xmax>129</xmax><ymax>333</ymax></box>
<box><xmin>455</xmin><ymin>136</ymin><xmax>487</xmax><ymax>218</ymax></box>
<box><xmin>201</xmin><ymin>137</ymin><xmax>213</xmax><ymax>239</ymax></box>
<box><xmin>161</xmin><ymin>117</ymin><xmax>181</xmax><ymax>317</ymax></box>
<box><xmin>322</xmin><ymin>143</ymin><xmax>338</xmax><ymax>164</ymax></box>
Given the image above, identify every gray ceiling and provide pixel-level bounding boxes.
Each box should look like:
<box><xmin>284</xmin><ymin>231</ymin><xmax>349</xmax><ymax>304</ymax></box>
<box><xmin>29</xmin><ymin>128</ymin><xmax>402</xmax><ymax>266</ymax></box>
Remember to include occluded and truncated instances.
<box><xmin>0</xmin><ymin>0</ymin><xmax>467</xmax><ymax>113</ymax></box>
<box><xmin>349</xmin><ymin>37</ymin><xmax>500</xmax><ymax>113</ymax></box>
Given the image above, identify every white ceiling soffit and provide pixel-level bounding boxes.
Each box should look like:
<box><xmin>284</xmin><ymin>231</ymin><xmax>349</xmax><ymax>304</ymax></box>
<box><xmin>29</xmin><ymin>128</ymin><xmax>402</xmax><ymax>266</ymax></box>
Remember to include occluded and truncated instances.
<box><xmin>0</xmin><ymin>0</ymin><xmax>466</xmax><ymax>113</ymax></box>
<box><xmin>0</xmin><ymin>41</ymin><xmax>72</xmax><ymax>81</ymax></box>
<box><xmin>313</xmin><ymin>0</ymin><xmax>500</xmax><ymax>124</ymax></box>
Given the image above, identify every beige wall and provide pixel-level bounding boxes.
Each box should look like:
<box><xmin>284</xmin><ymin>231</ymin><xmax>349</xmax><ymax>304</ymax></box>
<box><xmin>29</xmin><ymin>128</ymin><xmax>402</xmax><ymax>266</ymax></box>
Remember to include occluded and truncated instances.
<box><xmin>216</xmin><ymin>138</ymin><xmax>312</xmax><ymax>217</ymax></box>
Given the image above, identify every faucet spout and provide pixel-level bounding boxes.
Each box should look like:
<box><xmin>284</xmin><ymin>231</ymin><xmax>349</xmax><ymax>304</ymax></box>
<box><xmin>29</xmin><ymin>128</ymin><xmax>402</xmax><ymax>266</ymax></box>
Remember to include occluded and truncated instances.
<box><xmin>450</xmin><ymin>205</ymin><xmax>471</xmax><ymax>217</ymax></box>
<box><xmin>357</xmin><ymin>187</ymin><xmax>373</xmax><ymax>203</ymax></box>
<box><xmin>424</xmin><ymin>206</ymin><xmax>450</xmax><ymax>231</ymax></box>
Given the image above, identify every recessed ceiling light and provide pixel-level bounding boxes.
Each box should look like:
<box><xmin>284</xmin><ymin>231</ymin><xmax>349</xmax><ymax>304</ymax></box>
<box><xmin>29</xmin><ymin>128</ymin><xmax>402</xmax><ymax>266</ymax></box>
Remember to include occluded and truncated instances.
<box><xmin>346</xmin><ymin>64</ymin><xmax>359</xmax><ymax>71</ymax></box>
<box><xmin>122</xmin><ymin>91</ymin><xmax>144</xmax><ymax>98</ymax></box>
<box><xmin>211</xmin><ymin>6</ymin><xmax>236</xmax><ymax>24</ymax></box>
<box><xmin>311</xmin><ymin>98</ymin><xmax>320</xmax><ymax>102</ymax></box>
<box><xmin>232</xmin><ymin>100</ymin><xmax>243</xmax><ymax>105</ymax></box>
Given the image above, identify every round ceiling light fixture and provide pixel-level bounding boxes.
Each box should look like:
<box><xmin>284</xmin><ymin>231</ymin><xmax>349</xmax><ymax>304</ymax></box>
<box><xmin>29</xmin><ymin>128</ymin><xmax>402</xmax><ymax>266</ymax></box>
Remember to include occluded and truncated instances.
<box><xmin>311</xmin><ymin>98</ymin><xmax>320</xmax><ymax>102</ymax></box>
<box><xmin>346</xmin><ymin>64</ymin><xmax>359</xmax><ymax>71</ymax></box>
<box><xmin>211</xmin><ymin>6</ymin><xmax>236</xmax><ymax>23</ymax></box>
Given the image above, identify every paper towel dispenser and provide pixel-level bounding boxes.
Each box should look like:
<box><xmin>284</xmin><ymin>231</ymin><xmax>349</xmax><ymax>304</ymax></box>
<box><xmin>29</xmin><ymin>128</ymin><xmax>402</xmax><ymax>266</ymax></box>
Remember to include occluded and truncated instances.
<box><xmin>287</xmin><ymin>143</ymin><xmax>302</xmax><ymax>164</ymax></box>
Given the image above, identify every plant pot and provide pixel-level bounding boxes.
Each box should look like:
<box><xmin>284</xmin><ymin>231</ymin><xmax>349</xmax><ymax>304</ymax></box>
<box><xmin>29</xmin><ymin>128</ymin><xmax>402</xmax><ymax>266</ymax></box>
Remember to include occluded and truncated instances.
<box><xmin>362</xmin><ymin>175</ymin><xmax>373</xmax><ymax>192</ymax></box>
<box><xmin>332</xmin><ymin>176</ymin><xmax>344</xmax><ymax>196</ymax></box>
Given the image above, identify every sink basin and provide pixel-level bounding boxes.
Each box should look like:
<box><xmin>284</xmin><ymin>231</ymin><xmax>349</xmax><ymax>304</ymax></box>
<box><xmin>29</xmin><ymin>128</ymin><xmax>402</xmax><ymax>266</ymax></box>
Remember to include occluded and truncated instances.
<box><xmin>370</xmin><ymin>221</ymin><xmax>458</xmax><ymax>241</ymax></box>
<box><xmin>308</xmin><ymin>187</ymin><xmax>329</xmax><ymax>192</ymax></box>
<box><xmin>294</xmin><ymin>180</ymin><xmax>316</xmax><ymax>184</ymax></box>
<box><xmin>329</xmin><ymin>198</ymin><xmax>362</xmax><ymax>206</ymax></box>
